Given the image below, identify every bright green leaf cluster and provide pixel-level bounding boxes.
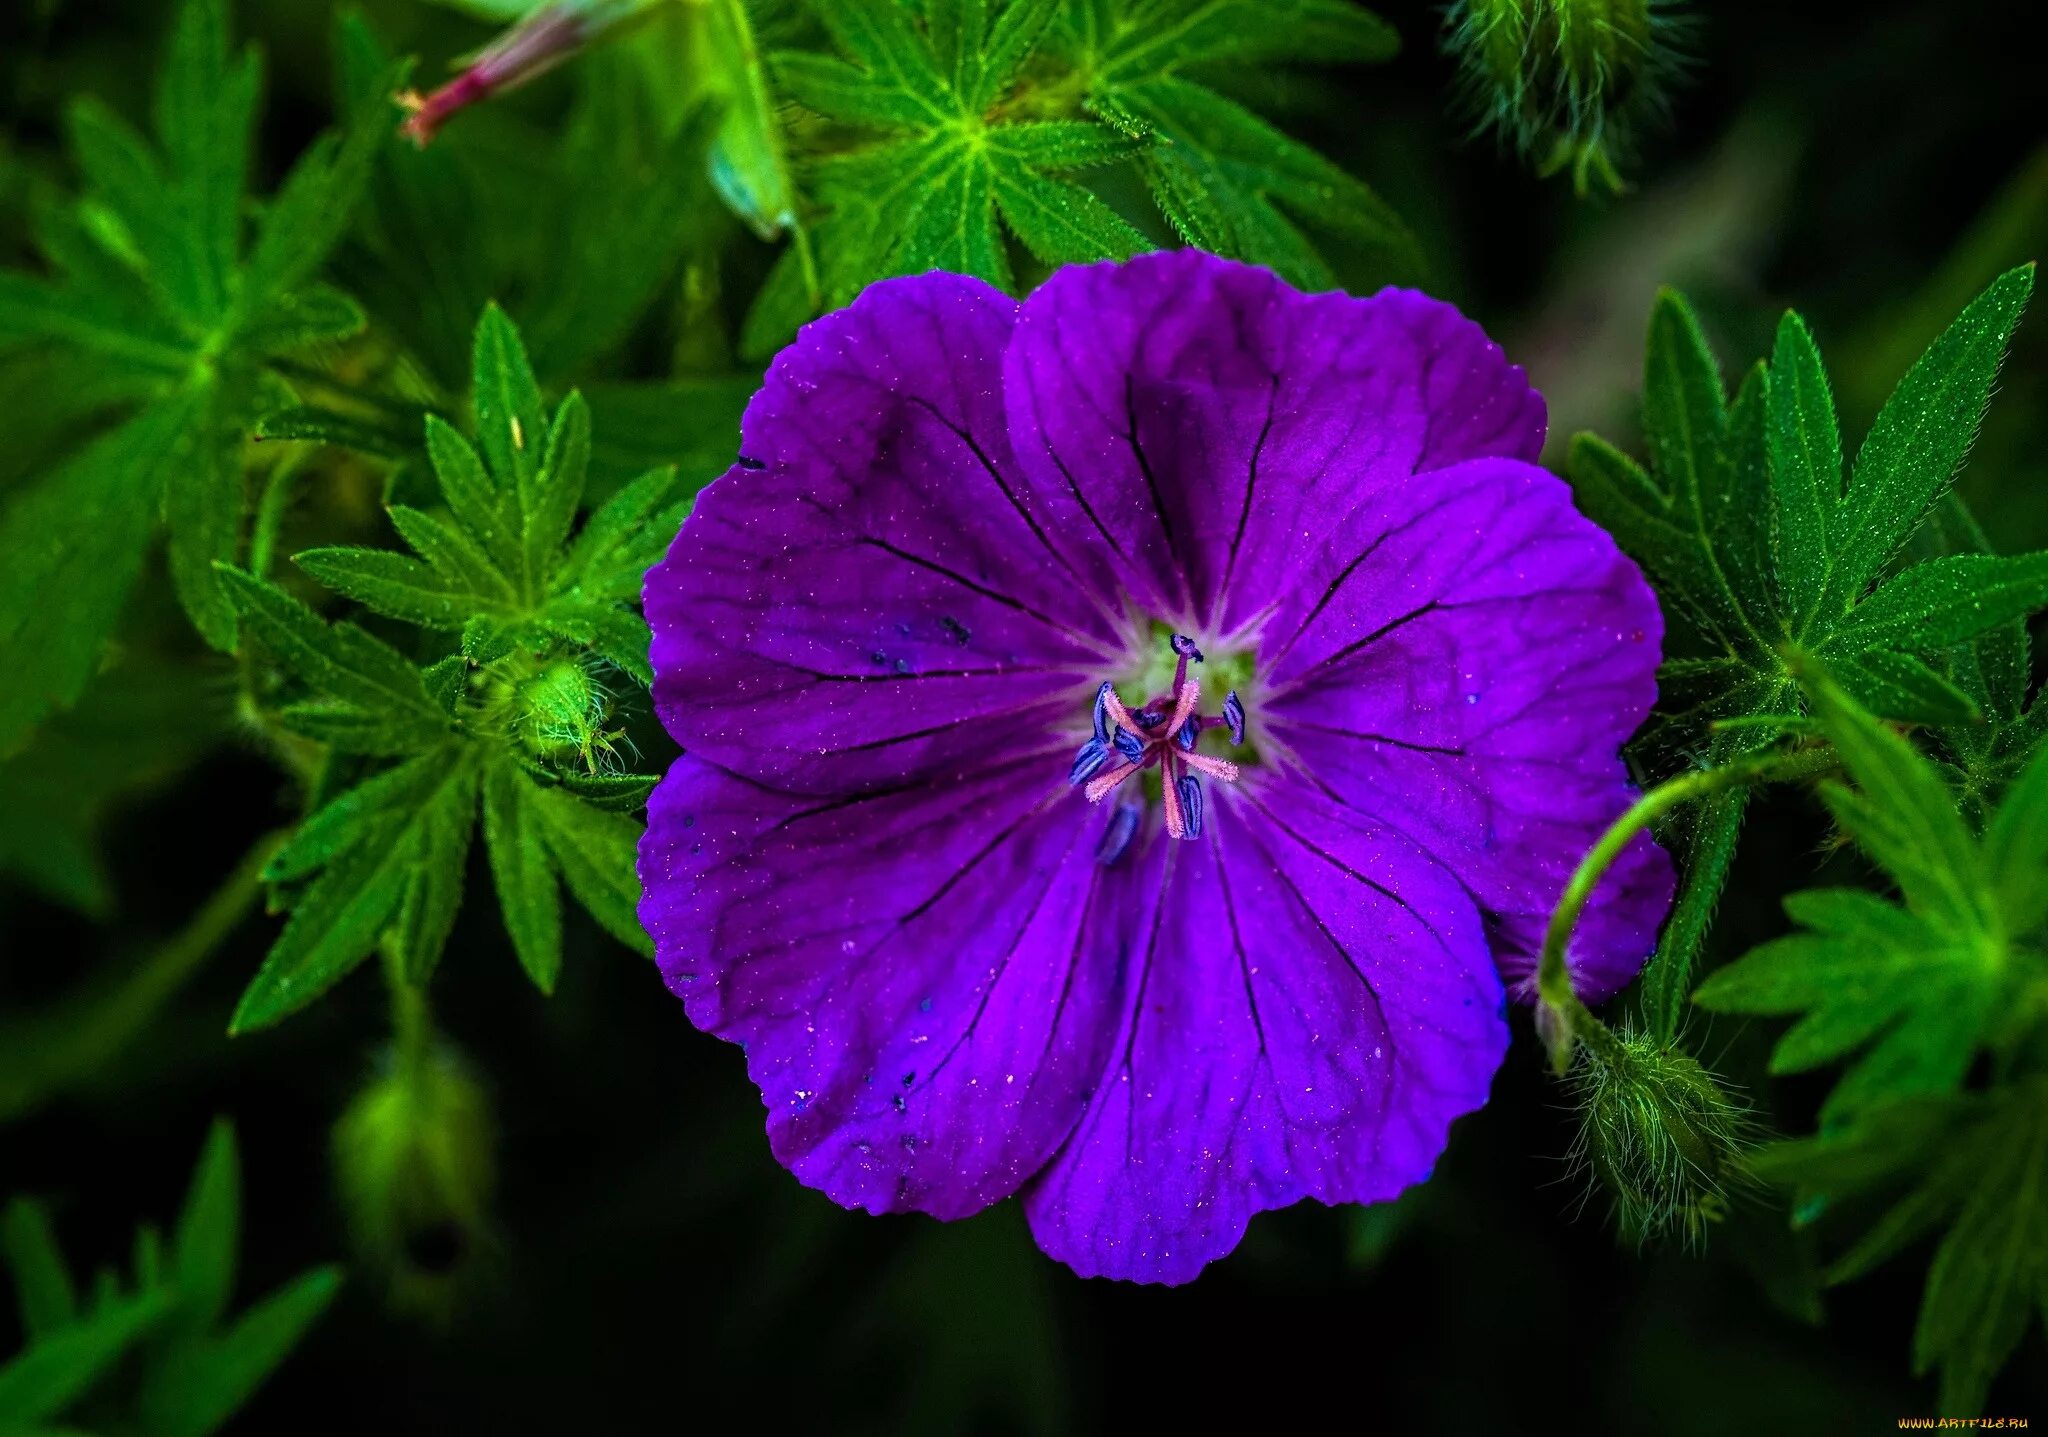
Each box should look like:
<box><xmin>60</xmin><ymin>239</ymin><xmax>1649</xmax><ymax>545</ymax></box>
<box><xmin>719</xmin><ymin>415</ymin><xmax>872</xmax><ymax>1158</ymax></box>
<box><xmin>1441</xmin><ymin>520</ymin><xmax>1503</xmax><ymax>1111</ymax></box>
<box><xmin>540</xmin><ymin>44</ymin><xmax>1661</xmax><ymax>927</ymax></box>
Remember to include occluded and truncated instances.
<box><xmin>746</xmin><ymin>0</ymin><xmax>1417</xmax><ymax>351</ymax></box>
<box><xmin>0</xmin><ymin>0</ymin><xmax>398</xmax><ymax>753</ymax></box>
<box><xmin>1695</xmin><ymin>671</ymin><xmax>2047</xmax><ymax>1122</ymax></box>
<box><xmin>0</xmin><ymin>1121</ymin><xmax>339</xmax><ymax>1436</ymax></box>
<box><xmin>1067</xmin><ymin>0</ymin><xmax>1416</xmax><ymax>288</ymax></box>
<box><xmin>224</xmin><ymin>307</ymin><xmax>664</xmax><ymax>1032</ymax></box>
<box><xmin>1571</xmin><ymin>266</ymin><xmax>2040</xmax><ymax>763</ymax></box>
<box><xmin>1695</xmin><ymin>673</ymin><xmax>2048</xmax><ymax>1413</ymax></box>
<box><xmin>751</xmin><ymin>0</ymin><xmax>1148</xmax><ymax>341</ymax></box>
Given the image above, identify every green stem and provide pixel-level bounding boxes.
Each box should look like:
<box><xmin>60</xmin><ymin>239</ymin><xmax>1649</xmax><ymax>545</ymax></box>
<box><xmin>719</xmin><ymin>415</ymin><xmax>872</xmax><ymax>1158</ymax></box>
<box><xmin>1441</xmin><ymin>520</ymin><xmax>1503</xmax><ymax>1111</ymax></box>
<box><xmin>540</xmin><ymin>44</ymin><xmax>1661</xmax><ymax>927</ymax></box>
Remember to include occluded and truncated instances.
<box><xmin>1537</xmin><ymin>744</ymin><xmax>1840</xmax><ymax>1069</ymax></box>
<box><xmin>380</xmin><ymin>944</ymin><xmax>434</xmax><ymax>1082</ymax></box>
<box><xmin>0</xmin><ymin>834</ymin><xmax>284</xmax><ymax>1122</ymax></box>
<box><xmin>1643</xmin><ymin>786</ymin><xmax>1751</xmax><ymax>1045</ymax></box>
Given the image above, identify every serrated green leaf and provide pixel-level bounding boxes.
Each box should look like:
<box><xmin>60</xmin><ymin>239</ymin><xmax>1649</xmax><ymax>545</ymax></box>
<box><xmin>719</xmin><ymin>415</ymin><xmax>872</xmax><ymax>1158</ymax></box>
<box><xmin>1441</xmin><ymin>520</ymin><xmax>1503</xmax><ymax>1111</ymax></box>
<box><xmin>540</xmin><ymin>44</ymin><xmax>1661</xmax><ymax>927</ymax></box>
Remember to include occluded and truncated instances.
<box><xmin>482</xmin><ymin>758</ymin><xmax>563</xmax><ymax>994</ymax></box>
<box><xmin>472</xmin><ymin>302</ymin><xmax>546</xmax><ymax>494</ymax></box>
<box><xmin>254</xmin><ymin>404</ymin><xmax>417</xmax><ymax>459</ymax></box>
<box><xmin>1808</xmin><ymin>669</ymin><xmax>1990</xmax><ymax>930</ymax></box>
<box><xmin>1099</xmin><ymin>0</ymin><xmax>1397</xmax><ymax>79</ymax></box>
<box><xmin>293</xmin><ymin>547</ymin><xmax>490</xmax><ymax>631</ymax></box>
<box><xmin>1912</xmin><ymin>1083</ymin><xmax>2048</xmax><ymax>1415</ymax></box>
<box><xmin>387</xmin><ymin>505</ymin><xmax>513</xmax><ymax>604</ymax></box>
<box><xmin>1695</xmin><ymin>670</ymin><xmax>2019</xmax><ymax>1124</ymax></box>
<box><xmin>218</xmin><ymin>567</ymin><xmax>446</xmax><ymax>728</ymax></box>
<box><xmin>1</xmin><ymin>1203</ymin><xmax>78</xmax><ymax>1342</ymax></box>
<box><xmin>236</xmin><ymin>284</ymin><xmax>366</xmax><ymax>357</ymax></box>
<box><xmin>426</xmin><ymin>412</ymin><xmax>516</xmax><ymax>574</ymax></box>
<box><xmin>556</xmin><ymin>463</ymin><xmax>686</xmax><ymax>596</ymax></box>
<box><xmin>231</xmin><ymin>749</ymin><xmax>471</xmax><ymax>1032</ymax></box>
<box><xmin>1832</xmin><ymin>648</ymin><xmax>1981</xmax><ymax>728</ymax></box>
<box><xmin>1576</xmin><ymin>277</ymin><xmax>2044</xmax><ymax>767</ymax></box>
<box><xmin>389</xmin><ymin>754</ymin><xmax>480</xmax><ymax>985</ymax></box>
<box><xmin>1811</xmin><ymin>265</ymin><xmax>2034</xmax><ymax>629</ymax></box>
<box><xmin>528</xmin><ymin>785</ymin><xmax>649</xmax><ymax>956</ymax></box>
<box><xmin>265</xmin><ymin>751</ymin><xmax>447</xmax><ymax>883</ymax></box>
<box><xmin>990</xmin><ymin>156</ymin><xmax>1148</xmax><ymax>265</ymax></box>
<box><xmin>1764</xmin><ymin>311</ymin><xmax>1840</xmax><ymax>606</ymax></box>
<box><xmin>152</xmin><ymin>0</ymin><xmax>258</xmax><ymax>326</ymax></box>
<box><xmin>1828</xmin><ymin>552</ymin><xmax>2048</xmax><ymax>653</ymax></box>
<box><xmin>537</xmin><ymin>602</ymin><xmax>653</xmax><ymax>686</ymax></box>
<box><xmin>524</xmin><ymin>390</ymin><xmax>591</xmax><ymax>585</ymax></box>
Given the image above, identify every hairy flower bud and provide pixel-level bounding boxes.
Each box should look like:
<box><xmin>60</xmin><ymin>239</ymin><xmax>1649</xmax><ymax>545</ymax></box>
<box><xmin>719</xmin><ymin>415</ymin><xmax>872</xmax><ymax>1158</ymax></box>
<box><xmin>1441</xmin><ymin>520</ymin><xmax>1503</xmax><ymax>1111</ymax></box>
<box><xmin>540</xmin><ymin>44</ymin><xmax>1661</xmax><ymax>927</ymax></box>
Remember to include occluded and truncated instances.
<box><xmin>511</xmin><ymin>657</ymin><xmax>622</xmax><ymax>773</ymax></box>
<box><xmin>333</xmin><ymin>1041</ymin><xmax>495</xmax><ymax>1315</ymax></box>
<box><xmin>1568</xmin><ymin>1024</ymin><xmax>1754</xmax><ymax>1246</ymax></box>
<box><xmin>1442</xmin><ymin>0</ymin><xmax>1689</xmax><ymax>194</ymax></box>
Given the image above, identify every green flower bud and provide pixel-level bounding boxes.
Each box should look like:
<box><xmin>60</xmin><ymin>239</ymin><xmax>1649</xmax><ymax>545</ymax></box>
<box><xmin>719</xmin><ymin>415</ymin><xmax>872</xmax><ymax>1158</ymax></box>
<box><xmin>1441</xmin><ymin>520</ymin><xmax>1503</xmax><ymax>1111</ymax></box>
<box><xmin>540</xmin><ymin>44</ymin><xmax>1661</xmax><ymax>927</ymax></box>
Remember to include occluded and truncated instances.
<box><xmin>333</xmin><ymin>1041</ymin><xmax>495</xmax><ymax>1316</ymax></box>
<box><xmin>1568</xmin><ymin>1023</ymin><xmax>1754</xmax><ymax>1247</ymax></box>
<box><xmin>1443</xmin><ymin>0</ymin><xmax>1690</xmax><ymax>194</ymax></box>
<box><xmin>511</xmin><ymin>657</ymin><xmax>623</xmax><ymax>774</ymax></box>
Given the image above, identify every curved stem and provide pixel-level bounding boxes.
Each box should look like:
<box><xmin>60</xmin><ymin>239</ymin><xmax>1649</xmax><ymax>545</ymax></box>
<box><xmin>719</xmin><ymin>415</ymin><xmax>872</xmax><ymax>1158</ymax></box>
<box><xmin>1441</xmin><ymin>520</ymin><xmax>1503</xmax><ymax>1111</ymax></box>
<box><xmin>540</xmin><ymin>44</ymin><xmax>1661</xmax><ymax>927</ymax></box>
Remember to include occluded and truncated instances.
<box><xmin>0</xmin><ymin>833</ymin><xmax>284</xmax><ymax>1122</ymax></box>
<box><xmin>1537</xmin><ymin>744</ymin><xmax>1841</xmax><ymax>1070</ymax></box>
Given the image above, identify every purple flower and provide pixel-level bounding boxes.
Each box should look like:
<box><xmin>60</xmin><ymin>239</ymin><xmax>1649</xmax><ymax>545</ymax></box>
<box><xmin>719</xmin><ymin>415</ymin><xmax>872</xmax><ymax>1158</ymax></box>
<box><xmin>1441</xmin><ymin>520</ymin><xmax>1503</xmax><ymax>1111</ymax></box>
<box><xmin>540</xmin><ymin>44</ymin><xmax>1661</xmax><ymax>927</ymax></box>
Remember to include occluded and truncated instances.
<box><xmin>639</xmin><ymin>251</ymin><xmax>1671</xmax><ymax>1283</ymax></box>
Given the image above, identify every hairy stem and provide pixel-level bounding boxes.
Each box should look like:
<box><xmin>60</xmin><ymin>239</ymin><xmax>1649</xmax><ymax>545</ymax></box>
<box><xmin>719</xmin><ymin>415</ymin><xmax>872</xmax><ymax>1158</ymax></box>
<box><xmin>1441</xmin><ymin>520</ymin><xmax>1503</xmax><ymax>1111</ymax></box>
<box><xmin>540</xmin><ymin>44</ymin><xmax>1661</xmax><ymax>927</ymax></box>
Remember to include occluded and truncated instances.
<box><xmin>1537</xmin><ymin>744</ymin><xmax>1840</xmax><ymax>1070</ymax></box>
<box><xmin>1643</xmin><ymin>786</ymin><xmax>1751</xmax><ymax>1045</ymax></box>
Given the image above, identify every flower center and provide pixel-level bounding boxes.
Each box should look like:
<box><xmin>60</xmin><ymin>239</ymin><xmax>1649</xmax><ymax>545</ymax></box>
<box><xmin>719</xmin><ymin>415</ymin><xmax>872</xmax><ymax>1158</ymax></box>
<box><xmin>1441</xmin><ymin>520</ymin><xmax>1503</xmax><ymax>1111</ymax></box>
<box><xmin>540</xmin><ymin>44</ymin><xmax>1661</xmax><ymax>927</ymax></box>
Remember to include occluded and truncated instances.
<box><xmin>1068</xmin><ymin>633</ymin><xmax>1248</xmax><ymax>862</ymax></box>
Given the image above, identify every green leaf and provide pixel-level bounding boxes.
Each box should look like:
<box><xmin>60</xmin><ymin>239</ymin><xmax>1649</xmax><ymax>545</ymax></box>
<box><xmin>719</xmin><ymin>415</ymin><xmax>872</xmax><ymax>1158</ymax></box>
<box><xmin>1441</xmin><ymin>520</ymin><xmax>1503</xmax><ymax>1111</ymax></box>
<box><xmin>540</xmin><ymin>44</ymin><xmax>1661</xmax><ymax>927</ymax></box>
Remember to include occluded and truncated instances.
<box><xmin>293</xmin><ymin>547</ymin><xmax>491</xmax><ymax>631</ymax></box>
<box><xmin>254</xmin><ymin>404</ymin><xmax>418</xmax><ymax>459</ymax></box>
<box><xmin>217</xmin><ymin>567</ymin><xmax>446</xmax><ymax>730</ymax></box>
<box><xmin>1</xmin><ymin>1203</ymin><xmax>78</xmax><ymax>1342</ymax></box>
<box><xmin>1694</xmin><ymin>671</ymin><xmax>2019</xmax><ymax>1122</ymax></box>
<box><xmin>1813</xmin><ymin>265</ymin><xmax>2034</xmax><ymax>629</ymax></box>
<box><xmin>537</xmin><ymin>601</ymin><xmax>653</xmax><ymax>686</ymax></box>
<box><xmin>755</xmin><ymin>0</ymin><xmax>1150</xmax><ymax>342</ymax></box>
<box><xmin>388</xmin><ymin>754</ymin><xmax>481</xmax><ymax>985</ymax></box>
<box><xmin>1827</xmin><ymin>552</ymin><xmax>2048</xmax><ymax>653</ymax></box>
<box><xmin>1572</xmin><ymin>275</ymin><xmax>2046</xmax><ymax>769</ymax></box>
<box><xmin>1831</xmin><ymin>648</ymin><xmax>1980</xmax><ymax>728</ymax></box>
<box><xmin>0</xmin><ymin>1289</ymin><xmax>167</xmax><ymax>1424</ymax></box>
<box><xmin>1912</xmin><ymin>1085</ymin><xmax>2048</xmax><ymax>1415</ymax></box>
<box><xmin>139</xmin><ymin>1267</ymin><xmax>341</xmax><ymax>1437</ymax></box>
<box><xmin>1983</xmin><ymin>743</ymin><xmax>2048</xmax><ymax>936</ymax></box>
<box><xmin>0</xmin><ymin>0</ymin><xmax>395</xmax><ymax>670</ymax></box>
<box><xmin>169</xmin><ymin>1120</ymin><xmax>238</xmax><ymax>1336</ymax></box>
<box><xmin>472</xmin><ymin>301</ymin><xmax>547</xmax><ymax>496</ymax></box>
<box><xmin>1758</xmin><ymin>1082</ymin><xmax>2048</xmax><ymax>1418</ymax></box>
<box><xmin>1077</xmin><ymin>0</ymin><xmax>1417</xmax><ymax>288</ymax></box>
<box><xmin>230</xmin><ymin>746</ymin><xmax>472</xmax><ymax>1033</ymax></box>
<box><xmin>0</xmin><ymin>393</ymin><xmax>202</xmax><ymax>756</ymax></box>
<box><xmin>557</xmin><ymin>464</ymin><xmax>689</xmax><ymax>597</ymax></box>
<box><xmin>482</xmin><ymin>758</ymin><xmax>564</xmax><ymax>994</ymax></box>
<box><xmin>529</xmin><ymin>785</ymin><xmax>650</xmax><ymax>956</ymax></box>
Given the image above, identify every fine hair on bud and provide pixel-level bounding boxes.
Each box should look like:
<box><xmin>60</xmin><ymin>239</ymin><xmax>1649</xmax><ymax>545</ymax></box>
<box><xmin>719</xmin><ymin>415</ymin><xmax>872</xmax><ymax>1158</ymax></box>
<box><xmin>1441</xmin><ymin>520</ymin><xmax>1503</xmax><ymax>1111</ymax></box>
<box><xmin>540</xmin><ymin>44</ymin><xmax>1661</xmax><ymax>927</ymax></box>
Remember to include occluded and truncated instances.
<box><xmin>1565</xmin><ymin>1022</ymin><xmax>1757</xmax><ymax>1248</ymax></box>
<box><xmin>1441</xmin><ymin>0</ymin><xmax>1693</xmax><ymax>194</ymax></box>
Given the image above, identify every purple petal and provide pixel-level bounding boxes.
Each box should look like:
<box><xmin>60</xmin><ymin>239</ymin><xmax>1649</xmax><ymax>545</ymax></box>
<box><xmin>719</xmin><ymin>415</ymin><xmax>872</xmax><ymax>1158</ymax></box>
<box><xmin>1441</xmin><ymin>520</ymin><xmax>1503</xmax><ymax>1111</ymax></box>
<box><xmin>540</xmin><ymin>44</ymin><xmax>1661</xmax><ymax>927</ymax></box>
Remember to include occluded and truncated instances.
<box><xmin>1002</xmin><ymin>251</ymin><xmax>1545</xmax><ymax>633</ymax></box>
<box><xmin>644</xmin><ymin>273</ymin><xmax>1123</xmax><ymax>793</ymax></box>
<box><xmin>1021</xmin><ymin>782</ymin><xmax>1507</xmax><ymax>1284</ymax></box>
<box><xmin>638</xmin><ymin>754</ymin><xmax>1136</xmax><ymax>1220</ymax></box>
<box><xmin>1261</xmin><ymin>456</ymin><xmax>1672</xmax><ymax>1000</ymax></box>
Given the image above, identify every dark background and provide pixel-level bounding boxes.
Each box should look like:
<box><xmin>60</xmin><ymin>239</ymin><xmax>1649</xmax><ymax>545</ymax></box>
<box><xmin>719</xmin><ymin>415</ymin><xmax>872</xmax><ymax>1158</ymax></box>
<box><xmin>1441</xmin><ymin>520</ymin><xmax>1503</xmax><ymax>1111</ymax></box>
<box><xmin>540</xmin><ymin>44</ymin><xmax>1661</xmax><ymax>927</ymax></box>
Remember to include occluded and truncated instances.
<box><xmin>4</xmin><ymin>1</ymin><xmax>2045</xmax><ymax>1430</ymax></box>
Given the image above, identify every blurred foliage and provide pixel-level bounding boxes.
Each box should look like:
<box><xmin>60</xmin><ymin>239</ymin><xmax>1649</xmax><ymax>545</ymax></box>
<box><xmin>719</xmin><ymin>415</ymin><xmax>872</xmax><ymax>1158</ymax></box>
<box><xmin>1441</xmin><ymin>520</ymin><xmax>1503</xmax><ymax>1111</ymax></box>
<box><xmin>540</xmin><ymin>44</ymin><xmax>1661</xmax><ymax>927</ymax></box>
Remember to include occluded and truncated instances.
<box><xmin>1</xmin><ymin>0</ymin><xmax>2045</xmax><ymax>1429</ymax></box>
<box><xmin>0</xmin><ymin>1121</ymin><xmax>339</xmax><ymax>1435</ymax></box>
